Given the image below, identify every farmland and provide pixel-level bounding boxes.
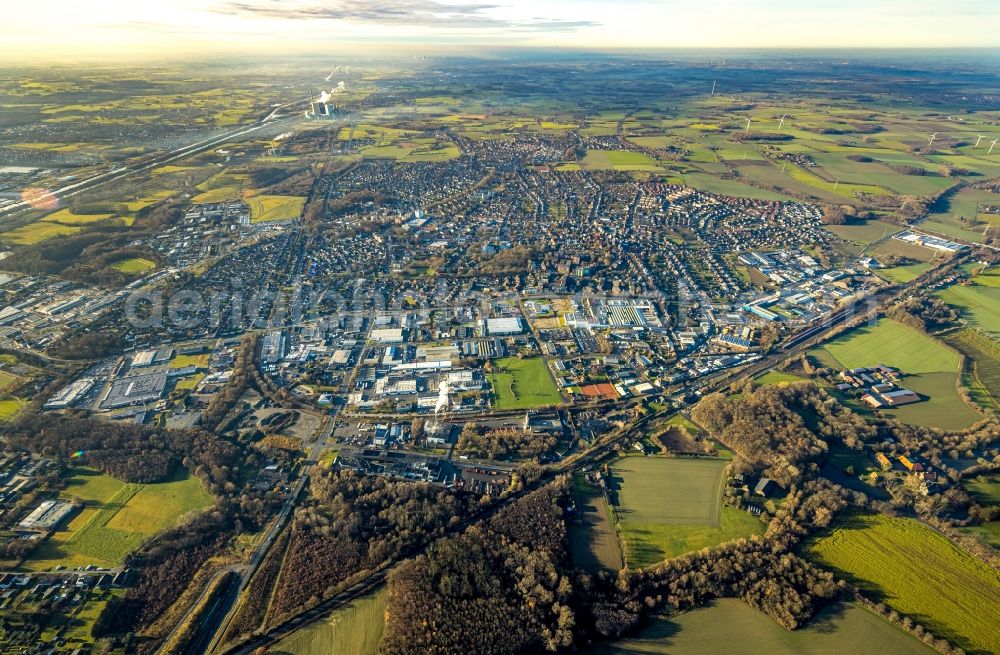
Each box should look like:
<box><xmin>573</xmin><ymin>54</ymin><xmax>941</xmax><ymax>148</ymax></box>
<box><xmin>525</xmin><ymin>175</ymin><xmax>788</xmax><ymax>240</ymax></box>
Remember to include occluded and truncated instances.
<box><xmin>935</xmin><ymin>283</ymin><xmax>1000</xmax><ymax>339</ymax></box>
<box><xmin>273</xmin><ymin>588</ymin><xmax>385</xmax><ymax>655</ymax></box>
<box><xmin>569</xmin><ymin>474</ymin><xmax>624</xmax><ymax>572</ymax></box>
<box><xmin>247</xmin><ymin>194</ymin><xmax>307</xmax><ymax>222</ymax></box>
<box><xmin>22</xmin><ymin>468</ymin><xmax>213</xmax><ymax>571</ymax></box>
<box><xmin>807</xmin><ymin>513</ymin><xmax>1000</xmax><ymax>655</ymax></box>
<box><xmin>2</xmin><ymin>221</ymin><xmax>82</xmax><ymax>244</ymax></box>
<box><xmin>942</xmin><ymin>329</ymin><xmax>1000</xmax><ymax>410</ymax></box>
<box><xmin>488</xmin><ymin>357</ymin><xmax>562</xmax><ymax>409</ymax></box>
<box><xmin>587</xmin><ymin>599</ymin><xmax>938</xmax><ymax>655</ymax></box>
<box><xmin>812</xmin><ymin>319</ymin><xmax>980</xmax><ymax>430</ymax></box>
<box><xmin>610</xmin><ymin>458</ymin><xmax>763</xmax><ymax>567</ymax></box>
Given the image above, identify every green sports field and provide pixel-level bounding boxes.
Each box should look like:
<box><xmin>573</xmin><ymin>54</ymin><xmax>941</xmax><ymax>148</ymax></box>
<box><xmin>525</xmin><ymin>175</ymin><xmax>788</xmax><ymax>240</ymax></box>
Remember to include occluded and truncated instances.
<box><xmin>488</xmin><ymin>357</ymin><xmax>562</xmax><ymax>409</ymax></box>
<box><xmin>611</xmin><ymin>458</ymin><xmax>763</xmax><ymax>567</ymax></box>
<box><xmin>273</xmin><ymin>588</ymin><xmax>385</xmax><ymax>655</ymax></box>
<box><xmin>807</xmin><ymin>513</ymin><xmax>1000</xmax><ymax>655</ymax></box>
<box><xmin>812</xmin><ymin>319</ymin><xmax>980</xmax><ymax>430</ymax></box>
<box><xmin>587</xmin><ymin>599</ymin><xmax>937</xmax><ymax>655</ymax></box>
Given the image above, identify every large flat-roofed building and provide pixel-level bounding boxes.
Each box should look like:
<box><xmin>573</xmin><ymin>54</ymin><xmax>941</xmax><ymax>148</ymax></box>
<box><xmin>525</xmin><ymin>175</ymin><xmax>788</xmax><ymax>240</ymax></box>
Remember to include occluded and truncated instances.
<box><xmin>486</xmin><ymin>317</ymin><xmax>525</xmax><ymax>335</ymax></box>
<box><xmin>44</xmin><ymin>378</ymin><xmax>95</xmax><ymax>410</ymax></box>
<box><xmin>261</xmin><ymin>331</ymin><xmax>287</xmax><ymax>364</ymax></box>
<box><xmin>371</xmin><ymin>328</ymin><xmax>405</xmax><ymax>343</ymax></box>
<box><xmin>101</xmin><ymin>372</ymin><xmax>167</xmax><ymax>409</ymax></box>
<box><xmin>19</xmin><ymin>499</ymin><xmax>75</xmax><ymax>531</ymax></box>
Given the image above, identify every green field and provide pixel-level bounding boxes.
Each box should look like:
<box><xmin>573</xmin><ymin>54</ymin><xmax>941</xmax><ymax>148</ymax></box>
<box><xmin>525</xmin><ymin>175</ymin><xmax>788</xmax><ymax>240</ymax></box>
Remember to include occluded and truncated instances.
<box><xmin>680</xmin><ymin>172</ymin><xmax>794</xmax><ymax>201</ymax></box>
<box><xmin>611</xmin><ymin>458</ymin><xmax>763</xmax><ymax>567</ymax></box>
<box><xmin>754</xmin><ymin>371</ymin><xmax>806</xmax><ymax>386</ymax></box>
<box><xmin>807</xmin><ymin>513</ymin><xmax>1000</xmax><ymax>655</ymax></box>
<box><xmin>110</xmin><ymin>257</ymin><xmax>156</xmax><ymax>274</ymax></box>
<box><xmin>588</xmin><ymin>599</ymin><xmax>937</xmax><ymax>655</ymax></box>
<box><xmin>943</xmin><ymin>329</ymin><xmax>1000</xmax><ymax>410</ymax></box>
<box><xmin>170</xmin><ymin>353</ymin><xmax>210</xmax><ymax>369</ymax></box>
<box><xmin>488</xmin><ymin>357</ymin><xmax>562</xmax><ymax>409</ymax></box>
<box><xmin>0</xmin><ymin>398</ymin><xmax>25</xmax><ymax>421</ymax></box>
<box><xmin>272</xmin><ymin>588</ymin><xmax>385</xmax><ymax>655</ymax></box>
<box><xmin>813</xmin><ymin>319</ymin><xmax>980</xmax><ymax>430</ymax></box>
<box><xmin>2</xmin><ymin>221</ymin><xmax>83</xmax><ymax>244</ymax></box>
<box><xmin>23</xmin><ymin>468</ymin><xmax>212</xmax><ymax>571</ymax></box>
<box><xmin>569</xmin><ymin>474</ymin><xmax>624</xmax><ymax>573</ymax></box>
<box><xmin>247</xmin><ymin>194</ymin><xmax>307</xmax><ymax>222</ymax></box>
<box><xmin>964</xmin><ymin>475</ymin><xmax>1000</xmax><ymax>506</ymax></box>
<box><xmin>935</xmin><ymin>284</ymin><xmax>1000</xmax><ymax>339</ymax></box>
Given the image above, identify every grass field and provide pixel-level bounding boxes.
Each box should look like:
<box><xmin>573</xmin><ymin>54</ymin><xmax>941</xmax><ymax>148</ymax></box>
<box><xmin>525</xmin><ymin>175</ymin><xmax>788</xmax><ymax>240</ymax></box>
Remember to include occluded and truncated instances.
<box><xmin>807</xmin><ymin>513</ymin><xmax>1000</xmax><ymax>655</ymax></box>
<box><xmin>2</xmin><ymin>221</ymin><xmax>82</xmax><ymax>244</ymax></box>
<box><xmin>41</xmin><ymin>208</ymin><xmax>116</xmax><ymax>225</ymax></box>
<box><xmin>943</xmin><ymin>329</ymin><xmax>1000</xmax><ymax>410</ymax></box>
<box><xmin>273</xmin><ymin>588</ymin><xmax>385</xmax><ymax>655</ymax></box>
<box><xmin>813</xmin><ymin>319</ymin><xmax>980</xmax><ymax>430</ymax></box>
<box><xmin>754</xmin><ymin>371</ymin><xmax>806</xmax><ymax>386</ymax></box>
<box><xmin>110</xmin><ymin>257</ymin><xmax>156</xmax><ymax>274</ymax></box>
<box><xmin>964</xmin><ymin>475</ymin><xmax>1000</xmax><ymax>506</ymax></box>
<box><xmin>23</xmin><ymin>468</ymin><xmax>212</xmax><ymax>571</ymax></box>
<box><xmin>611</xmin><ymin>458</ymin><xmax>763</xmax><ymax>567</ymax></box>
<box><xmin>587</xmin><ymin>599</ymin><xmax>937</xmax><ymax>655</ymax></box>
<box><xmin>488</xmin><ymin>357</ymin><xmax>562</xmax><ymax>409</ymax></box>
<box><xmin>935</xmin><ymin>284</ymin><xmax>1000</xmax><ymax>339</ymax></box>
<box><xmin>247</xmin><ymin>195</ymin><xmax>306</xmax><ymax>222</ymax></box>
<box><xmin>820</xmin><ymin>319</ymin><xmax>957</xmax><ymax>373</ymax></box>
<box><xmin>680</xmin><ymin>172</ymin><xmax>794</xmax><ymax>201</ymax></box>
<box><xmin>0</xmin><ymin>398</ymin><xmax>25</xmax><ymax>421</ymax></box>
<box><xmin>569</xmin><ymin>474</ymin><xmax>624</xmax><ymax>573</ymax></box>
<box><xmin>170</xmin><ymin>353</ymin><xmax>210</xmax><ymax>369</ymax></box>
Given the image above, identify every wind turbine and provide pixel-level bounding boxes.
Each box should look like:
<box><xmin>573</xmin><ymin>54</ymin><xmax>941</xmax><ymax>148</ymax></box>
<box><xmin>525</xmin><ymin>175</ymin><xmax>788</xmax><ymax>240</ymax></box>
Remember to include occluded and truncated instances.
<box><xmin>927</xmin><ymin>132</ymin><xmax>938</xmax><ymax>149</ymax></box>
<box><xmin>989</xmin><ymin>139</ymin><xmax>998</xmax><ymax>156</ymax></box>
<box><xmin>778</xmin><ymin>114</ymin><xmax>787</xmax><ymax>130</ymax></box>
<box><xmin>975</xmin><ymin>134</ymin><xmax>985</xmax><ymax>148</ymax></box>
<box><xmin>744</xmin><ymin>117</ymin><xmax>753</xmax><ymax>133</ymax></box>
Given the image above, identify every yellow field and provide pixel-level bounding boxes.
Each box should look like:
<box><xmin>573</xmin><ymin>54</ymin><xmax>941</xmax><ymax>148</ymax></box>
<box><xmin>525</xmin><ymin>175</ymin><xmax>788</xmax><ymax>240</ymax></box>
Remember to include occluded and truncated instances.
<box><xmin>0</xmin><ymin>398</ymin><xmax>25</xmax><ymax>421</ymax></box>
<box><xmin>170</xmin><ymin>353</ymin><xmax>209</xmax><ymax>369</ymax></box>
<box><xmin>3</xmin><ymin>222</ymin><xmax>82</xmax><ymax>244</ymax></box>
<box><xmin>248</xmin><ymin>195</ymin><xmax>306</xmax><ymax>222</ymax></box>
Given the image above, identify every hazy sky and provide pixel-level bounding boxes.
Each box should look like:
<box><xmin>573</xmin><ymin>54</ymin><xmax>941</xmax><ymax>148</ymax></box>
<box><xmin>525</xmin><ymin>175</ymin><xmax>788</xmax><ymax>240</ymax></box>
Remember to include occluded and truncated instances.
<box><xmin>3</xmin><ymin>0</ymin><xmax>999</xmax><ymax>61</ymax></box>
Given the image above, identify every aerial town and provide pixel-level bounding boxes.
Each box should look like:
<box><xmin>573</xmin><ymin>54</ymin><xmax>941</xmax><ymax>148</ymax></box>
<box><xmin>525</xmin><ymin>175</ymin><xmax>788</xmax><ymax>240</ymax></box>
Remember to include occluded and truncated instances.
<box><xmin>0</xmin><ymin>34</ymin><xmax>998</xmax><ymax>655</ymax></box>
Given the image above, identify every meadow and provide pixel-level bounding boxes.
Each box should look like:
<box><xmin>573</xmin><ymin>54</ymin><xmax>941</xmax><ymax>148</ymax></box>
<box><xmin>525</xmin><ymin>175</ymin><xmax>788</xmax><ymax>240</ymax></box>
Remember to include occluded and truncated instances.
<box><xmin>587</xmin><ymin>599</ymin><xmax>937</xmax><ymax>655</ymax></box>
<box><xmin>610</xmin><ymin>458</ymin><xmax>763</xmax><ymax>567</ymax></box>
<box><xmin>248</xmin><ymin>195</ymin><xmax>307</xmax><ymax>222</ymax></box>
<box><xmin>943</xmin><ymin>329</ymin><xmax>1000</xmax><ymax>411</ymax></box>
<box><xmin>23</xmin><ymin>468</ymin><xmax>213</xmax><ymax>571</ymax></box>
<box><xmin>110</xmin><ymin>257</ymin><xmax>156</xmax><ymax>274</ymax></box>
<box><xmin>813</xmin><ymin>319</ymin><xmax>980</xmax><ymax>430</ymax></box>
<box><xmin>935</xmin><ymin>284</ymin><xmax>1000</xmax><ymax>339</ymax></box>
<box><xmin>569</xmin><ymin>474</ymin><xmax>624</xmax><ymax>573</ymax></box>
<box><xmin>272</xmin><ymin>588</ymin><xmax>385</xmax><ymax>655</ymax></box>
<box><xmin>488</xmin><ymin>357</ymin><xmax>562</xmax><ymax>409</ymax></box>
<box><xmin>807</xmin><ymin>513</ymin><xmax>1000</xmax><ymax>655</ymax></box>
<box><xmin>2</xmin><ymin>221</ymin><xmax>82</xmax><ymax>245</ymax></box>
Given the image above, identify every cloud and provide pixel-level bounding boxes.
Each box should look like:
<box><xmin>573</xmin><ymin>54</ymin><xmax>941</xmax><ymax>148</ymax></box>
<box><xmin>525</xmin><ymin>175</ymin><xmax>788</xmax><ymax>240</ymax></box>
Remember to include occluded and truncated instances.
<box><xmin>214</xmin><ymin>0</ymin><xmax>597</xmax><ymax>31</ymax></box>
